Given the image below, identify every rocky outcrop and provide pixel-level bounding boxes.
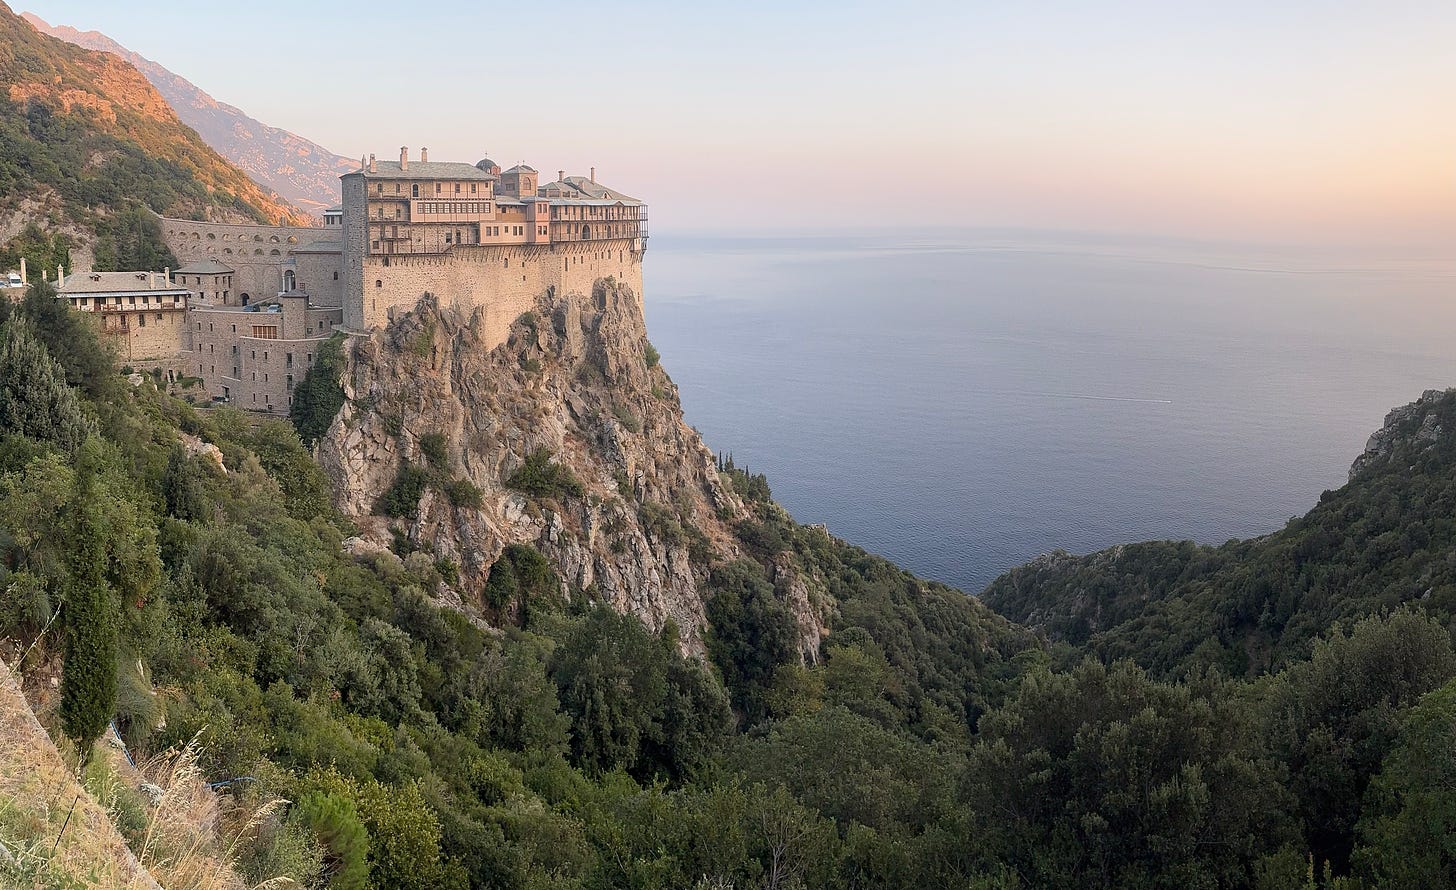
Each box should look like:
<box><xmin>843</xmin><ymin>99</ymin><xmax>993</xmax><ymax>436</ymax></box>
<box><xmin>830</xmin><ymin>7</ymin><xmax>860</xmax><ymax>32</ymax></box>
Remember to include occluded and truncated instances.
<box><xmin>1349</xmin><ymin>388</ymin><xmax>1450</xmax><ymax>480</ymax></box>
<box><xmin>318</xmin><ymin>281</ymin><xmax>749</xmax><ymax>653</ymax></box>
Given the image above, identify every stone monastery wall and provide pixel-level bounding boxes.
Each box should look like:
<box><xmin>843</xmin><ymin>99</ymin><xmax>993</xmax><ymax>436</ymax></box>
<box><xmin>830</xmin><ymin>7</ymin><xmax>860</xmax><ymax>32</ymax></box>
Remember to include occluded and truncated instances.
<box><xmin>162</xmin><ymin>218</ymin><xmax>340</xmax><ymax>303</ymax></box>
<box><xmin>351</xmin><ymin>241</ymin><xmax>643</xmax><ymax>349</ymax></box>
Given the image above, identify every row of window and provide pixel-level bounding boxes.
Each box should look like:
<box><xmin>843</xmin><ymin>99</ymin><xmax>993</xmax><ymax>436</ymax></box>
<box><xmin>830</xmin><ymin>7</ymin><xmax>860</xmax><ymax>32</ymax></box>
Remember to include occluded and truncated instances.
<box><xmin>378</xmin><ymin>182</ymin><xmax>479</xmax><ymax>196</ymax></box>
<box><xmin>418</xmin><ymin>202</ymin><xmax>489</xmax><ymax>215</ymax></box>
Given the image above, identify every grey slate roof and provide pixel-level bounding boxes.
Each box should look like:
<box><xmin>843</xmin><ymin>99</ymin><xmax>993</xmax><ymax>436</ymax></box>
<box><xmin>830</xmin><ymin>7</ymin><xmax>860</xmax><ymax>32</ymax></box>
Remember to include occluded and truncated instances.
<box><xmin>58</xmin><ymin>271</ymin><xmax>188</xmax><ymax>294</ymax></box>
<box><xmin>350</xmin><ymin>160</ymin><xmax>497</xmax><ymax>182</ymax></box>
<box><xmin>173</xmin><ymin>259</ymin><xmax>236</xmax><ymax>275</ymax></box>
<box><xmin>540</xmin><ymin>176</ymin><xmax>643</xmax><ymax>205</ymax></box>
<box><xmin>502</xmin><ymin>164</ymin><xmax>538</xmax><ymax>174</ymax></box>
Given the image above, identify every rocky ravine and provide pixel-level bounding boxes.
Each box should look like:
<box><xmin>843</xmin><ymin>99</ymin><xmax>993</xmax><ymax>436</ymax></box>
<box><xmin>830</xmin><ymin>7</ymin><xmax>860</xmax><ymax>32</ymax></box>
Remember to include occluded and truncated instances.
<box><xmin>318</xmin><ymin>281</ymin><xmax>755</xmax><ymax>653</ymax></box>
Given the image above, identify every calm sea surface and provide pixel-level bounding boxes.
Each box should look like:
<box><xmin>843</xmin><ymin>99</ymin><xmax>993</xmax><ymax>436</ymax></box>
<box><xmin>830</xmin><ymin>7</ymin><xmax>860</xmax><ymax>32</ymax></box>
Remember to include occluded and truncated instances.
<box><xmin>643</xmin><ymin>230</ymin><xmax>1456</xmax><ymax>594</ymax></box>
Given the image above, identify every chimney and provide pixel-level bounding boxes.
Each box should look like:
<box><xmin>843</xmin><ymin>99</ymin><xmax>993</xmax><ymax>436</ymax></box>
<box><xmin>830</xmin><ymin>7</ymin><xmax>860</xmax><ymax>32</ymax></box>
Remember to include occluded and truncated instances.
<box><xmin>164</xmin><ymin>266</ymin><xmax>170</xmax><ymax>285</ymax></box>
<box><xmin>368</xmin><ymin>153</ymin><xmax>376</xmax><ymax>173</ymax></box>
<box><xmin>19</xmin><ymin>257</ymin><xmax>25</xmax><ymax>286</ymax></box>
<box><xmin>421</xmin><ymin>147</ymin><xmax>428</xmax><ymax>163</ymax></box>
<box><xmin>558</xmin><ymin>169</ymin><xmax>565</xmax><ymax>183</ymax></box>
<box><xmin>360</xmin><ymin>154</ymin><xmax>366</xmax><ymax>170</ymax></box>
<box><xmin>400</xmin><ymin>146</ymin><xmax>408</xmax><ymax>171</ymax></box>
<box><xmin>590</xmin><ymin>166</ymin><xmax>596</xmax><ymax>183</ymax></box>
<box><xmin>57</xmin><ymin>264</ymin><xmax>64</xmax><ymax>287</ymax></box>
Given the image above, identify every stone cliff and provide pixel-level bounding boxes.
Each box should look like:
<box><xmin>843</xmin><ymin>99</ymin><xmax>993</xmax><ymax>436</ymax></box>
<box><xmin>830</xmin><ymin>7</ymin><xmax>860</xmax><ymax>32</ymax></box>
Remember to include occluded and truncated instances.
<box><xmin>1347</xmin><ymin>388</ymin><xmax>1448</xmax><ymax>481</ymax></box>
<box><xmin>318</xmin><ymin>280</ymin><xmax>750</xmax><ymax>652</ymax></box>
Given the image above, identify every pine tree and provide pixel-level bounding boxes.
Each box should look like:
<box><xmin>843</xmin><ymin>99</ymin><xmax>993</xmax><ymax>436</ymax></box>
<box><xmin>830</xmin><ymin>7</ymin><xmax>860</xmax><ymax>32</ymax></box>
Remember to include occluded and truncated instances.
<box><xmin>59</xmin><ymin>442</ymin><xmax>118</xmax><ymax>757</ymax></box>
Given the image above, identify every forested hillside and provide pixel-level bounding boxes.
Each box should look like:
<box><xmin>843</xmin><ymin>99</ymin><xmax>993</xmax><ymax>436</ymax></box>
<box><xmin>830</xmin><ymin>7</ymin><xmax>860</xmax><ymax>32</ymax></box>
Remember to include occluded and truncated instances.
<box><xmin>3</xmin><ymin>277</ymin><xmax>1455</xmax><ymax>887</ymax></box>
<box><xmin>984</xmin><ymin>388</ymin><xmax>1456</xmax><ymax>681</ymax></box>
<box><xmin>0</xmin><ymin>1</ymin><xmax>304</xmax><ymax>276</ymax></box>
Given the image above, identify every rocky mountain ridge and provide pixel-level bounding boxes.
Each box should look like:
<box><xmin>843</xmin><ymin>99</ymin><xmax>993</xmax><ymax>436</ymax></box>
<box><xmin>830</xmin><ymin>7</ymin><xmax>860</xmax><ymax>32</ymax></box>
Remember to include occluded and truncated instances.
<box><xmin>22</xmin><ymin>11</ymin><xmax>352</xmax><ymax>218</ymax></box>
<box><xmin>316</xmin><ymin>282</ymin><xmax>825</xmax><ymax>654</ymax></box>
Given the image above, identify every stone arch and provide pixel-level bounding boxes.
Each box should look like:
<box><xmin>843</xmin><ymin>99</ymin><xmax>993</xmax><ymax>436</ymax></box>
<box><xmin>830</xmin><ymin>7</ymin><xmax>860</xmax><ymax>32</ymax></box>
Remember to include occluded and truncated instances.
<box><xmin>581</xmin><ymin>224</ymin><xmax>591</xmax><ymax>238</ymax></box>
<box><xmin>207</xmin><ymin>246</ymin><xmax>215</xmax><ymax>253</ymax></box>
<box><xmin>207</xmin><ymin>232</ymin><xmax>216</xmax><ymax>240</ymax></box>
<box><xmin>191</xmin><ymin>232</ymin><xmax>200</xmax><ymax>240</ymax></box>
<box><xmin>254</xmin><ymin>249</ymin><xmax>263</xmax><ymax>255</ymax></box>
<box><xmin>375</xmin><ymin>280</ymin><xmax>382</xmax><ymax>288</ymax></box>
<box><xmin>287</xmin><ymin>235</ymin><xmax>298</xmax><ymax>244</ymax></box>
<box><xmin>270</xmin><ymin>249</ymin><xmax>281</xmax><ymax>256</ymax></box>
<box><xmin>224</xmin><ymin>248</ymin><xmax>232</xmax><ymax>254</ymax></box>
<box><xmin>254</xmin><ymin>235</ymin><xmax>263</xmax><ymax>242</ymax></box>
<box><xmin>269</xmin><ymin>235</ymin><xmax>280</xmax><ymax>244</ymax></box>
<box><xmin>283</xmin><ymin>270</ymin><xmax>296</xmax><ymax>290</ymax></box>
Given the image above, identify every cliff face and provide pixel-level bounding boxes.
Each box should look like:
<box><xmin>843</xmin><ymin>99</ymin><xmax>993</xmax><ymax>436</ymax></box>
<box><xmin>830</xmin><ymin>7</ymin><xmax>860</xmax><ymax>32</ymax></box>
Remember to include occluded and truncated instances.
<box><xmin>318</xmin><ymin>281</ymin><xmax>748</xmax><ymax>651</ymax></box>
<box><xmin>22</xmin><ymin>11</ymin><xmax>353</xmax><ymax>218</ymax></box>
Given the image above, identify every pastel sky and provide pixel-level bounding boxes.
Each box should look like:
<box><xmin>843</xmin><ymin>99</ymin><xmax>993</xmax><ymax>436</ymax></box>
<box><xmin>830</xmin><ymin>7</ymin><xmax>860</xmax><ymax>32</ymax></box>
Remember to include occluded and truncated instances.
<box><xmin>19</xmin><ymin>1</ymin><xmax>1456</xmax><ymax>245</ymax></box>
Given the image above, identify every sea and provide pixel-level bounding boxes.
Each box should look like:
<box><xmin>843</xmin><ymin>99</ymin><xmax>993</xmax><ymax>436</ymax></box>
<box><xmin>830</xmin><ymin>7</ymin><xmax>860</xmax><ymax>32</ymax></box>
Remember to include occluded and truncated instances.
<box><xmin>643</xmin><ymin>229</ymin><xmax>1456</xmax><ymax>594</ymax></box>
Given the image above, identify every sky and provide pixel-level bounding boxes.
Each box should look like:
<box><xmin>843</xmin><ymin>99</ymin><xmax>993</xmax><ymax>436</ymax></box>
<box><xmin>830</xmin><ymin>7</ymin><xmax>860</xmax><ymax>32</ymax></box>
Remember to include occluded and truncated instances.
<box><xmin>18</xmin><ymin>0</ymin><xmax>1456</xmax><ymax>247</ymax></box>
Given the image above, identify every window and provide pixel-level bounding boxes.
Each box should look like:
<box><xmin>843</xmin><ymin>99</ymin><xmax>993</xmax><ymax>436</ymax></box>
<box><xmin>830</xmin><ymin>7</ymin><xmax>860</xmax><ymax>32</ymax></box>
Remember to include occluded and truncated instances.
<box><xmin>412</xmin><ymin>184</ymin><xmax>419</xmax><ymax>198</ymax></box>
<box><xmin>138</xmin><ymin>314</ymin><xmax>146</xmax><ymax>327</ymax></box>
<box><xmin>436</xmin><ymin>183</ymin><xmax>442</xmax><ymax>194</ymax></box>
<box><xmin>376</xmin><ymin>280</ymin><xmax>383</xmax><ymax>288</ymax></box>
<box><xmin>471</xmin><ymin>184</ymin><xmax>477</xmax><ymax>194</ymax></box>
<box><xmin>455</xmin><ymin>183</ymin><xmax>461</xmax><ymax>193</ymax></box>
<box><xmin>156</xmin><ymin>313</ymin><xmax>163</xmax><ymax>321</ymax></box>
<box><xmin>333</xmin><ymin>271</ymin><xmax>338</xmax><ymax>280</ymax></box>
<box><xmin>251</xmin><ymin>325</ymin><xmax>278</xmax><ymax>339</ymax></box>
<box><xmin>287</xmin><ymin>375</ymin><xmax>294</xmax><ymax>391</ymax></box>
<box><xmin>394</xmin><ymin>184</ymin><xmax>400</xmax><ymax>194</ymax></box>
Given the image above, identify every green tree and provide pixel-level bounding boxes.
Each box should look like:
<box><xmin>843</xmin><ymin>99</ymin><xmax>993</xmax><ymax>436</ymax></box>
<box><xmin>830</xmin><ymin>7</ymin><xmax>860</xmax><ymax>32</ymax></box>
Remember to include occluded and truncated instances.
<box><xmin>550</xmin><ymin>606</ymin><xmax>670</xmax><ymax>775</ymax></box>
<box><xmin>161</xmin><ymin>444</ymin><xmax>206</xmax><ymax>521</ymax></box>
<box><xmin>20</xmin><ymin>279</ymin><xmax>118</xmax><ymax>402</ymax></box>
<box><xmin>291</xmin><ymin>791</ymin><xmax>369</xmax><ymax>890</ymax></box>
<box><xmin>1262</xmin><ymin>609</ymin><xmax>1456</xmax><ymax>875</ymax></box>
<box><xmin>0</xmin><ymin>314</ymin><xmax>94</xmax><ymax>452</ymax></box>
<box><xmin>1351</xmin><ymin>679</ymin><xmax>1456</xmax><ymax>885</ymax></box>
<box><xmin>91</xmin><ymin>204</ymin><xmax>177</xmax><ymax>272</ymax></box>
<box><xmin>706</xmin><ymin>560</ymin><xmax>799</xmax><ymax>724</ymax></box>
<box><xmin>290</xmin><ymin>333</ymin><xmax>346</xmax><ymax>446</ymax></box>
<box><xmin>59</xmin><ymin>441</ymin><xmax>118</xmax><ymax>755</ymax></box>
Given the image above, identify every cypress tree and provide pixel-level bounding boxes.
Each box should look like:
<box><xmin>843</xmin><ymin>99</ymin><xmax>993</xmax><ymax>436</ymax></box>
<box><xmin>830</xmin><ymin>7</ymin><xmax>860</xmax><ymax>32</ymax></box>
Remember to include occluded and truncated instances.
<box><xmin>58</xmin><ymin>442</ymin><xmax>118</xmax><ymax>757</ymax></box>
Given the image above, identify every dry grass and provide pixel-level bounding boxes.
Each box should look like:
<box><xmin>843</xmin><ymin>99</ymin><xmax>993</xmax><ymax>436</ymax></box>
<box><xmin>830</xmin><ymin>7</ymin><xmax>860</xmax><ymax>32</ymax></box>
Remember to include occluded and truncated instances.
<box><xmin>0</xmin><ymin>657</ymin><xmax>160</xmax><ymax>889</ymax></box>
<box><xmin>0</xmin><ymin>658</ymin><xmax>294</xmax><ymax>889</ymax></box>
<box><xmin>124</xmin><ymin>736</ymin><xmax>298</xmax><ymax>890</ymax></box>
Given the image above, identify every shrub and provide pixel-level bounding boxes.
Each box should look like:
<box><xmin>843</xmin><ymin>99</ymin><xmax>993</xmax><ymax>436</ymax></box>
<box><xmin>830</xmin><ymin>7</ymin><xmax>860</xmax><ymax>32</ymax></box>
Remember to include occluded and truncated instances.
<box><xmin>443</xmin><ymin>478</ymin><xmax>482</xmax><ymax>509</ymax></box>
<box><xmin>507</xmin><ymin>449</ymin><xmax>584</xmax><ymax>499</ymax></box>
<box><xmin>378</xmin><ymin>464</ymin><xmax>431</xmax><ymax>518</ymax></box>
<box><xmin>644</xmin><ymin>341</ymin><xmax>660</xmax><ymax>369</ymax></box>
<box><xmin>612</xmin><ymin>404</ymin><xmax>641</xmax><ymax>434</ymax></box>
<box><xmin>418</xmin><ymin>432</ymin><xmax>448</xmax><ymax>470</ymax></box>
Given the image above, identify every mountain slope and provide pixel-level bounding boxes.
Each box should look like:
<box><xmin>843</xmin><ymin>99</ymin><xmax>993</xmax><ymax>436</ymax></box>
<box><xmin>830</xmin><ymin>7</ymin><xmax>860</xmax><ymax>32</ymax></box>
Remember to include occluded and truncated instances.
<box><xmin>0</xmin><ymin>1</ymin><xmax>306</xmax><ymax>273</ymax></box>
<box><xmin>983</xmin><ymin>387</ymin><xmax>1456</xmax><ymax>678</ymax></box>
<box><xmin>23</xmin><ymin>11</ymin><xmax>354</xmax><ymax>217</ymax></box>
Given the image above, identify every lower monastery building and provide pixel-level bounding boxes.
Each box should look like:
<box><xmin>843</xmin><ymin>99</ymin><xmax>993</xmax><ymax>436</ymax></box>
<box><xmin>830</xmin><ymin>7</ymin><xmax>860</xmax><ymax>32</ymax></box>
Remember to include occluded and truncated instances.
<box><xmin>53</xmin><ymin>147</ymin><xmax>647</xmax><ymax>415</ymax></box>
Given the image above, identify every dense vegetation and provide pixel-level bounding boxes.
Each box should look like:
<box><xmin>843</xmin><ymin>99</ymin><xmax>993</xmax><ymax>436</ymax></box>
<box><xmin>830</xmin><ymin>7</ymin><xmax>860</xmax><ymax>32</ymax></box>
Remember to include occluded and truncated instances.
<box><xmin>984</xmin><ymin>389</ymin><xmax>1456</xmax><ymax>681</ymax></box>
<box><xmin>3</xmin><ymin>285</ymin><xmax>1456</xmax><ymax>887</ymax></box>
<box><xmin>0</xmin><ymin>4</ymin><xmax>301</xmax><ymax>274</ymax></box>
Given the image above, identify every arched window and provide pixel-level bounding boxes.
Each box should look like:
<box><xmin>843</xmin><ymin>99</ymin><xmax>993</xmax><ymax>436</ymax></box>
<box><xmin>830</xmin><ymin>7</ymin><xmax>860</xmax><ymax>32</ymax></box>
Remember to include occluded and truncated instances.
<box><xmin>283</xmin><ymin>270</ymin><xmax>296</xmax><ymax>291</ymax></box>
<box><xmin>375</xmin><ymin>280</ymin><xmax>383</xmax><ymax>288</ymax></box>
